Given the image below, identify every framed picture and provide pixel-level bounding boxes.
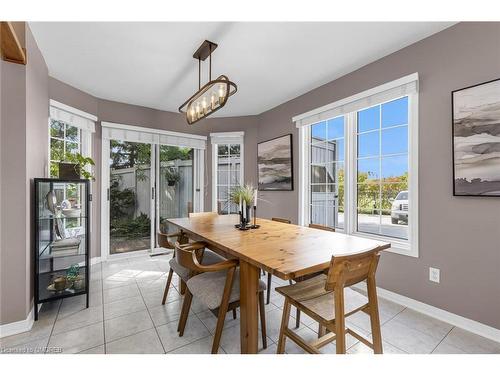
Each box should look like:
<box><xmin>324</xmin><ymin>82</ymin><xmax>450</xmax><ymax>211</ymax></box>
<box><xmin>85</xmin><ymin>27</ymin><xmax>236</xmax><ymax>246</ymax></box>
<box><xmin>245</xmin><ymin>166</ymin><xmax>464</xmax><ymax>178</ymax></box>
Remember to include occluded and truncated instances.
<box><xmin>258</xmin><ymin>134</ymin><xmax>293</xmax><ymax>191</ymax></box>
<box><xmin>452</xmin><ymin>78</ymin><xmax>500</xmax><ymax>196</ymax></box>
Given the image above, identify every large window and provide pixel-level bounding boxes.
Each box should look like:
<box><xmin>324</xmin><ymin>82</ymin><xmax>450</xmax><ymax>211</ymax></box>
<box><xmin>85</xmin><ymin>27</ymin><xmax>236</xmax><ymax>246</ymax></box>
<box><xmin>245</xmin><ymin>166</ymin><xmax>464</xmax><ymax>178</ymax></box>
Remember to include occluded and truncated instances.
<box><xmin>211</xmin><ymin>132</ymin><xmax>244</xmax><ymax>215</ymax></box>
<box><xmin>356</xmin><ymin>97</ymin><xmax>409</xmax><ymax>240</ymax></box>
<box><xmin>298</xmin><ymin>74</ymin><xmax>418</xmax><ymax>256</ymax></box>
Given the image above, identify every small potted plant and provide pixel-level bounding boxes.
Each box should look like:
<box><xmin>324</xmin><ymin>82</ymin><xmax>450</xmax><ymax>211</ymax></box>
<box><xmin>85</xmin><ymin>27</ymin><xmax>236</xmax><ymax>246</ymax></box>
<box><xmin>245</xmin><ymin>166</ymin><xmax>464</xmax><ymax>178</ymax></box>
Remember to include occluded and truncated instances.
<box><xmin>165</xmin><ymin>167</ymin><xmax>181</xmax><ymax>186</ymax></box>
<box><xmin>230</xmin><ymin>184</ymin><xmax>256</xmax><ymax>227</ymax></box>
<box><xmin>59</xmin><ymin>152</ymin><xmax>96</xmax><ymax>180</ymax></box>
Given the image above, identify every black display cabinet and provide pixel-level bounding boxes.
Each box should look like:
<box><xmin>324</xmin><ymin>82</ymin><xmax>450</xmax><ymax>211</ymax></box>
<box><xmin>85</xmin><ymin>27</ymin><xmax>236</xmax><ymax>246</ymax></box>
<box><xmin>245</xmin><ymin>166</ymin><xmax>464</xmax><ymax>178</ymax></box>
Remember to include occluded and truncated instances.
<box><xmin>34</xmin><ymin>178</ymin><xmax>90</xmax><ymax>320</ymax></box>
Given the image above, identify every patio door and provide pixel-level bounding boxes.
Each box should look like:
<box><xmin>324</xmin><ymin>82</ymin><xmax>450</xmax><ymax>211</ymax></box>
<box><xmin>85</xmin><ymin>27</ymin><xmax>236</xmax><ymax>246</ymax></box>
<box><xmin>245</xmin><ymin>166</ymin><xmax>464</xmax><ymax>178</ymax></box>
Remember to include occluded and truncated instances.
<box><xmin>101</xmin><ymin>123</ymin><xmax>206</xmax><ymax>259</ymax></box>
<box><xmin>155</xmin><ymin>145</ymin><xmax>194</xmax><ymax>249</ymax></box>
<box><xmin>107</xmin><ymin>140</ymin><xmax>155</xmax><ymax>255</ymax></box>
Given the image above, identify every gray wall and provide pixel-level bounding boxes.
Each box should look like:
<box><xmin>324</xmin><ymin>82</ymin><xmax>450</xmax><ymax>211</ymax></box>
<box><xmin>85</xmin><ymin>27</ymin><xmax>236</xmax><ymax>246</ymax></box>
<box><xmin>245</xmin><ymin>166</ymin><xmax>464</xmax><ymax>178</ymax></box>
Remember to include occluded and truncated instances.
<box><xmin>255</xmin><ymin>22</ymin><xmax>500</xmax><ymax>329</ymax></box>
<box><xmin>0</xmin><ymin>24</ymin><xmax>48</xmax><ymax>325</ymax></box>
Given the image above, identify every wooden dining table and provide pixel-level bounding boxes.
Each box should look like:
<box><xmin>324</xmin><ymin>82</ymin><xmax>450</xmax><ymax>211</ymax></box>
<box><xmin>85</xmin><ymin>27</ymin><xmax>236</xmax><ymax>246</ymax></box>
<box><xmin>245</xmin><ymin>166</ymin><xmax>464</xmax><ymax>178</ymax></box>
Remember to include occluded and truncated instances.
<box><xmin>167</xmin><ymin>214</ymin><xmax>391</xmax><ymax>354</ymax></box>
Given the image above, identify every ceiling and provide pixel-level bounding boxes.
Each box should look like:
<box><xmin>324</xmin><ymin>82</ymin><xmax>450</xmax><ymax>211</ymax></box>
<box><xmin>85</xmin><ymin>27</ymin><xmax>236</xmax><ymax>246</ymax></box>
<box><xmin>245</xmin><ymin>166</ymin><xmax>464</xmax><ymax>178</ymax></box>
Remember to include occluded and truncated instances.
<box><xmin>30</xmin><ymin>22</ymin><xmax>454</xmax><ymax>117</ymax></box>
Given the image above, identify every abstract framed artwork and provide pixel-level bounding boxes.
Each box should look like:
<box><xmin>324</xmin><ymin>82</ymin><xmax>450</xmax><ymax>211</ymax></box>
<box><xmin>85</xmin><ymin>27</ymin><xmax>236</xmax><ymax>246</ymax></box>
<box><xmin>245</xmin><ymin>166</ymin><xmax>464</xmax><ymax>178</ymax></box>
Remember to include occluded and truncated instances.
<box><xmin>452</xmin><ymin>78</ymin><xmax>500</xmax><ymax>196</ymax></box>
<box><xmin>258</xmin><ymin>134</ymin><xmax>293</xmax><ymax>191</ymax></box>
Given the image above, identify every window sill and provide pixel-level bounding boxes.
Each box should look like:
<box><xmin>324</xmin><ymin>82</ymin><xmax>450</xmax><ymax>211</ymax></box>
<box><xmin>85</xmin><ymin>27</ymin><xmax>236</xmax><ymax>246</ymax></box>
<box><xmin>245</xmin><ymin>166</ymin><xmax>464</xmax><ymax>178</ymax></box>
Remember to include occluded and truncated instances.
<box><xmin>348</xmin><ymin>230</ymin><xmax>418</xmax><ymax>258</ymax></box>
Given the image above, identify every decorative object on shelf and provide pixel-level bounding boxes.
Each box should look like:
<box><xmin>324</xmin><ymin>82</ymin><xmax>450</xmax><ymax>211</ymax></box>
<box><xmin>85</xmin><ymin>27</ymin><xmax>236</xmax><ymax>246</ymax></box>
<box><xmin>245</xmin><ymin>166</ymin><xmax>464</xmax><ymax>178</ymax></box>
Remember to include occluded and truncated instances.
<box><xmin>258</xmin><ymin>134</ymin><xmax>294</xmax><ymax>191</ymax></box>
<box><xmin>58</xmin><ymin>152</ymin><xmax>96</xmax><ymax>180</ymax></box>
<box><xmin>452</xmin><ymin>78</ymin><xmax>500</xmax><ymax>196</ymax></box>
<box><xmin>51</xmin><ymin>237</ymin><xmax>81</xmax><ymax>257</ymax></box>
<box><xmin>45</xmin><ymin>190</ymin><xmax>57</xmax><ymax>214</ymax></box>
<box><xmin>179</xmin><ymin>40</ymin><xmax>237</xmax><ymax>125</ymax></box>
<box><xmin>66</xmin><ymin>264</ymin><xmax>81</xmax><ymax>289</ymax></box>
<box><xmin>165</xmin><ymin>167</ymin><xmax>181</xmax><ymax>186</ymax></box>
<box><xmin>48</xmin><ymin>275</ymin><xmax>69</xmax><ymax>293</ymax></box>
<box><xmin>60</xmin><ymin>198</ymin><xmax>82</xmax><ymax>218</ymax></box>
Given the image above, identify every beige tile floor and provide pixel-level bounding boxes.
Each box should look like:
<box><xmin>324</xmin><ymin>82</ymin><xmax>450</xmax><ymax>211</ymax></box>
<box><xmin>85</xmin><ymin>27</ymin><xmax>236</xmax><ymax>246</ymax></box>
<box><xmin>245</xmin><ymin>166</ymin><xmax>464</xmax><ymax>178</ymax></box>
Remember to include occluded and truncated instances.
<box><xmin>1</xmin><ymin>253</ymin><xmax>500</xmax><ymax>354</ymax></box>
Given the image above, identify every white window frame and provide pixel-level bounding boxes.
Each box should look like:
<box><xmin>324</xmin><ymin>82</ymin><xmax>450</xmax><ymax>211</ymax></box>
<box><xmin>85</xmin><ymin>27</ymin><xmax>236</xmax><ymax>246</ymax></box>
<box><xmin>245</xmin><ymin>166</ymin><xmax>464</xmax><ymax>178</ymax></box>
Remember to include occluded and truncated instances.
<box><xmin>210</xmin><ymin>132</ymin><xmax>245</xmax><ymax>214</ymax></box>
<box><xmin>297</xmin><ymin>74</ymin><xmax>419</xmax><ymax>257</ymax></box>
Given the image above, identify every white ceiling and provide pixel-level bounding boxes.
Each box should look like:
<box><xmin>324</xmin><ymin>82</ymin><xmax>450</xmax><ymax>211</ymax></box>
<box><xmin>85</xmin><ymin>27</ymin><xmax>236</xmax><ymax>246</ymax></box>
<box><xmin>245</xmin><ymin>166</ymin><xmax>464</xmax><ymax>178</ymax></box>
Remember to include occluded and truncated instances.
<box><xmin>30</xmin><ymin>22</ymin><xmax>454</xmax><ymax>117</ymax></box>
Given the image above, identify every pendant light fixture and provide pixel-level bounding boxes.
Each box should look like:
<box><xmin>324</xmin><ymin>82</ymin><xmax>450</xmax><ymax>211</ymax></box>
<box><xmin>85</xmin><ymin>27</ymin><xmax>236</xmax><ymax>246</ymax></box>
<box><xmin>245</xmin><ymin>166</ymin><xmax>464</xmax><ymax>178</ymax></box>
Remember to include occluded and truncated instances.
<box><xmin>179</xmin><ymin>40</ymin><xmax>237</xmax><ymax>125</ymax></box>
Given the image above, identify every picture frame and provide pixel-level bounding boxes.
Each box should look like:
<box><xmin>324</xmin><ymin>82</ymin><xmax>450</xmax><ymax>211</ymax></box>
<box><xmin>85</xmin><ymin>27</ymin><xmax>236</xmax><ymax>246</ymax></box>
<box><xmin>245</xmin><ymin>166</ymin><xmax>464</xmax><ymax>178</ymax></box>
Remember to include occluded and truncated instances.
<box><xmin>257</xmin><ymin>134</ymin><xmax>294</xmax><ymax>191</ymax></box>
<box><xmin>452</xmin><ymin>78</ymin><xmax>500</xmax><ymax>197</ymax></box>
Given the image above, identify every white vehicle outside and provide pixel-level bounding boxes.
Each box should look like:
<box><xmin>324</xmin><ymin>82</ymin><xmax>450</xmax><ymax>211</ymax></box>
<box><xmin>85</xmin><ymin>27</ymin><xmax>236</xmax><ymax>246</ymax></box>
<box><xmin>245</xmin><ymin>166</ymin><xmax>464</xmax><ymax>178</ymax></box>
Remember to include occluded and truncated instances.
<box><xmin>390</xmin><ymin>190</ymin><xmax>408</xmax><ymax>225</ymax></box>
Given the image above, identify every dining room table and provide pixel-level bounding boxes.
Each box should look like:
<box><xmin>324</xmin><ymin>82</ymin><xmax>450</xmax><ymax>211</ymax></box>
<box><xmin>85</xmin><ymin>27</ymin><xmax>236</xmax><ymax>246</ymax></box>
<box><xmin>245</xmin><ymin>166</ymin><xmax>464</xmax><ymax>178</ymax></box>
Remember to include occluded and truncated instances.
<box><xmin>166</xmin><ymin>214</ymin><xmax>391</xmax><ymax>354</ymax></box>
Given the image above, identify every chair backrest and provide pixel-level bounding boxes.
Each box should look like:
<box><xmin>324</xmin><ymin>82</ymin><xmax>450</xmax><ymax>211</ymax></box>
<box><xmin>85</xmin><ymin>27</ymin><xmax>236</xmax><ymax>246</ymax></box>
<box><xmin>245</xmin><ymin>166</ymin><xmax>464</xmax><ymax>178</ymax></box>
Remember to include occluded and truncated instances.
<box><xmin>308</xmin><ymin>223</ymin><xmax>335</xmax><ymax>232</ymax></box>
<box><xmin>189</xmin><ymin>212</ymin><xmax>218</xmax><ymax>218</ymax></box>
<box><xmin>272</xmin><ymin>217</ymin><xmax>291</xmax><ymax>224</ymax></box>
<box><xmin>174</xmin><ymin>242</ymin><xmax>204</xmax><ymax>272</ymax></box>
<box><xmin>324</xmin><ymin>248</ymin><xmax>381</xmax><ymax>291</ymax></box>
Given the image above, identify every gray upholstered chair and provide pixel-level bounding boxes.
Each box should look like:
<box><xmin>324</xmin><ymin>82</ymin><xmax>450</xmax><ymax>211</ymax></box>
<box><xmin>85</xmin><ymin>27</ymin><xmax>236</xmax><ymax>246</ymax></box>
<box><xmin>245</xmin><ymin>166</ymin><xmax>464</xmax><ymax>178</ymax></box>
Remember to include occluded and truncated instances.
<box><xmin>175</xmin><ymin>241</ymin><xmax>268</xmax><ymax>354</ymax></box>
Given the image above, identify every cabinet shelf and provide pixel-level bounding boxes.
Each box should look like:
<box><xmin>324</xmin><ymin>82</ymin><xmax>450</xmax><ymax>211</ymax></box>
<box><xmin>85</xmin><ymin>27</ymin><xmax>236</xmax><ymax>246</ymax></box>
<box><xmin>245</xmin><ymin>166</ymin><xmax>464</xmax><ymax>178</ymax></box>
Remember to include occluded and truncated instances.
<box><xmin>34</xmin><ymin>178</ymin><xmax>90</xmax><ymax>319</ymax></box>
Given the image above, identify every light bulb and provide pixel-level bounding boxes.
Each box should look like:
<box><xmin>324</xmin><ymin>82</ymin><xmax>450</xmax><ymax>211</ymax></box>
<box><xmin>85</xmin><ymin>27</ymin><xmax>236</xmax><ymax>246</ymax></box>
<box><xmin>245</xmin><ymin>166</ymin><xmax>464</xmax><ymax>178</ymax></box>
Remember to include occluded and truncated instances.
<box><xmin>211</xmin><ymin>93</ymin><xmax>216</xmax><ymax>109</ymax></box>
<box><xmin>201</xmin><ymin>97</ymin><xmax>207</xmax><ymax>113</ymax></box>
<box><xmin>189</xmin><ymin>106</ymin><xmax>196</xmax><ymax>121</ymax></box>
<box><xmin>218</xmin><ymin>84</ymin><xmax>225</xmax><ymax>99</ymax></box>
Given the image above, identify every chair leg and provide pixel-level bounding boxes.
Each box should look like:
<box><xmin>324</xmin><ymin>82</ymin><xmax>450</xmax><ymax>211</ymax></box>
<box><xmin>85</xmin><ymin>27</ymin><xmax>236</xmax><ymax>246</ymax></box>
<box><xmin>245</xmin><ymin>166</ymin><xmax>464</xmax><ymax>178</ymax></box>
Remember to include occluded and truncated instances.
<box><xmin>179</xmin><ymin>279</ymin><xmax>187</xmax><ymax>295</ymax></box>
<box><xmin>258</xmin><ymin>291</ymin><xmax>267</xmax><ymax>349</ymax></box>
<box><xmin>334</xmin><ymin>288</ymin><xmax>346</xmax><ymax>354</ymax></box>
<box><xmin>367</xmin><ymin>276</ymin><xmax>383</xmax><ymax>354</ymax></box>
<box><xmin>317</xmin><ymin>323</ymin><xmax>327</xmax><ymax>338</ymax></box>
<box><xmin>276</xmin><ymin>298</ymin><xmax>292</xmax><ymax>354</ymax></box>
<box><xmin>232</xmin><ymin>308</ymin><xmax>237</xmax><ymax>320</ymax></box>
<box><xmin>212</xmin><ymin>267</ymin><xmax>236</xmax><ymax>354</ymax></box>
<box><xmin>266</xmin><ymin>273</ymin><xmax>272</xmax><ymax>304</ymax></box>
<box><xmin>295</xmin><ymin>309</ymin><xmax>301</xmax><ymax>329</ymax></box>
<box><xmin>177</xmin><ymin>289</ymin><xmax>193</xmax><ymax>336</ymax></box>
<box><xmin>161</xmin><ymin>269</ymin><xmax>174</xmax><ymax>305</ymax></box>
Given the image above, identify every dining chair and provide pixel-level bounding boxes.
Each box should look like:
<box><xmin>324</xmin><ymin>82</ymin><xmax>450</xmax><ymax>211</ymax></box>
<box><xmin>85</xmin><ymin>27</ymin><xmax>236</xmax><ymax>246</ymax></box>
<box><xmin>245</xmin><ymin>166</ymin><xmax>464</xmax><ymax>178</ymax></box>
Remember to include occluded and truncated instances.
<box><xmin>160</xmin><ymin>212</ymin><xmax>225</xmax><ymax>304</ymax></box>
<box><xmin>275</xmin><ymin>247</ymin><xmax>384</xmax><ymax>354</ymax></box>
<box><xmin>175</xmin><ymin>241</ymin><xmax>268</xmax><ymax>354</ymax></box>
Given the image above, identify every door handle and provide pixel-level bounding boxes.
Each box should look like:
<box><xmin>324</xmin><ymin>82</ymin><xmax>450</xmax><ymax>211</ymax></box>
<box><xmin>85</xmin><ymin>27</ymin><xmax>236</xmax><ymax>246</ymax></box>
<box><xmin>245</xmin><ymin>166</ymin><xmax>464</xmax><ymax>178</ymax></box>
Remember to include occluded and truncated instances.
<box><xmin>152</xmin><ymin>187</ymin><xmax>155</xmax><ymax>200</ymax></box>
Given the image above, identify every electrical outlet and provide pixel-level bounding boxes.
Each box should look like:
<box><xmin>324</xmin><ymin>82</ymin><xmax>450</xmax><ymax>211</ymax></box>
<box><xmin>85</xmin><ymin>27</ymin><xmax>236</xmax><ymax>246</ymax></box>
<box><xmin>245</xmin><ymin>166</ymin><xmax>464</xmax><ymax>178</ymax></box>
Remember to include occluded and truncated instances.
<box><xmin>429</xmin><ymin>267</ymin><xmax>440</xmax><ymax>283</ymax></box>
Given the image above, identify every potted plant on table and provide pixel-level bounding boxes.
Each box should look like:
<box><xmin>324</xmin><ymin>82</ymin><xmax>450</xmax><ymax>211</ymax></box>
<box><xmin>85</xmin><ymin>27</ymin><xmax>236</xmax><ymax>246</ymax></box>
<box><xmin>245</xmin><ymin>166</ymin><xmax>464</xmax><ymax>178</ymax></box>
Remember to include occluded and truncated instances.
<box><xmin>58</xmin><ymin>152</ymin><xmax>96</xmax><ymax>180</ymax></box>
<box><xmin>230</xmin><ymin>184</ymin><xmax>257</xmax><ymax>228</ymax></box>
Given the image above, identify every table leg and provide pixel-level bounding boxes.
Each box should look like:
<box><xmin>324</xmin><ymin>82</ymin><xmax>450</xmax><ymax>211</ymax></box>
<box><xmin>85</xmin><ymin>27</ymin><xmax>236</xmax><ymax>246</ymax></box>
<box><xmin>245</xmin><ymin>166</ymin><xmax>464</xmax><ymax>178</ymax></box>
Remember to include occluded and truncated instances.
<box><xmin>239</xmin><ymin>260</ymin><xmax>259</xmax><ymax>354</ymax></box>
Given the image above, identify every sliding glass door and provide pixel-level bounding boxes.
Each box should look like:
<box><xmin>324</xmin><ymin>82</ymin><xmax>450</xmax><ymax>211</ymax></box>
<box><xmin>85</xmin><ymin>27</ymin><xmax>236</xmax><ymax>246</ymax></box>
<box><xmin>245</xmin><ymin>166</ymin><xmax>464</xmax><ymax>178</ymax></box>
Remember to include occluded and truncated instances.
<box><xmin>109</xmin><ymin>140</ymin><xmax>154</xmax><ymax>255</ymax></box>
<box><xmin>101</xmin><ymin>129</ymin><xmax>204</xmax><ymax>258</ymax></box>
<box><xmin>156</xmin><ymin>145</ymin><xmax>194</xmax><ymax>242</ymax></box>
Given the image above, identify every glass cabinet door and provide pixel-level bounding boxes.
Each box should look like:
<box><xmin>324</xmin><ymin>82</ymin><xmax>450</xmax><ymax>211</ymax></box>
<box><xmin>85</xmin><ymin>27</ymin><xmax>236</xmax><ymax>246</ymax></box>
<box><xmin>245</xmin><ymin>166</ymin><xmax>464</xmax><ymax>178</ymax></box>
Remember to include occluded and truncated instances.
<box><xmin>36</xmin><ymin>179</ymin><xmax>89</xmax><ymax>302</ymax></box>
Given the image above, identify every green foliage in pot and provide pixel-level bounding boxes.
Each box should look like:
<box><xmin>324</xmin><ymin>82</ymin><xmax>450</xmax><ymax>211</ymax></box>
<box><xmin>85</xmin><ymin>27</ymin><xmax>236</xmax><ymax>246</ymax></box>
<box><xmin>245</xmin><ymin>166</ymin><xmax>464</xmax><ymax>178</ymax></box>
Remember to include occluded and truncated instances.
<box><xmin>165</xmin><ymin>167</ymin><xmax>181</xmax><ymax>186</ymax></box>
<box><xmin>230</xmin><ymin>184</ymin><xmax>255</xmax><ymax>206</ymax></box>
<box><xmin>63</xmin><ymin>152</ymin><xmax>96</xmax><ymax>180</ymax></box>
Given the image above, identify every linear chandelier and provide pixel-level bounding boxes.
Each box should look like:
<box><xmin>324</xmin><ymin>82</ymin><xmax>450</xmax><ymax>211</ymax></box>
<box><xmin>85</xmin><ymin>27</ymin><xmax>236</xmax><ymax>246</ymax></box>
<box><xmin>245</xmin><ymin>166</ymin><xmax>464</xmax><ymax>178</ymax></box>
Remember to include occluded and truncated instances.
<box><xmin>179</xmin><ymin>40</ymin><xmax>237</xmax><ymax>125</ymax></box>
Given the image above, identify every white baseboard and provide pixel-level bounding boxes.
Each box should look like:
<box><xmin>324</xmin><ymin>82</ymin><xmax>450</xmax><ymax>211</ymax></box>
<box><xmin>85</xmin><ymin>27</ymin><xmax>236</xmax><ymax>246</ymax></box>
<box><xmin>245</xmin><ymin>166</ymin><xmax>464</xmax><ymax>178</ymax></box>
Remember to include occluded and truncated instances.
<box><xmin>0</xmin><ymin>306</ymin><xmax>34</xmax><ymax>338</ymax></box>
<box><xmin>376</xmin><ymin>286</ymin><xmax>500</xmax><ymax>344</ymax></box>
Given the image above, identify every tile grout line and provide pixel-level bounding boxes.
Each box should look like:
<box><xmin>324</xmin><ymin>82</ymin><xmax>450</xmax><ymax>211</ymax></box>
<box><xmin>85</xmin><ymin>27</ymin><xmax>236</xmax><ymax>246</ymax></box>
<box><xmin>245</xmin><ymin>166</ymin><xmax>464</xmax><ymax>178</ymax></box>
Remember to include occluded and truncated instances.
<box><xmin>430</xmin><ymin>325</ymin><xmax>455</xmax><ymax>354</ymax></box>
<box><xmin>44</xmin><ymin>299</ymin><xmax>62</xmax><ymax>354</ymax></box>
<box><xmin>135</xmin><ymin>267</ymin><xmax>168</xmax><ymax>354</ymax></box>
